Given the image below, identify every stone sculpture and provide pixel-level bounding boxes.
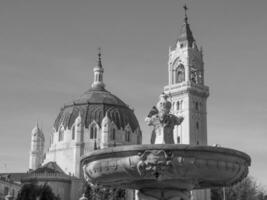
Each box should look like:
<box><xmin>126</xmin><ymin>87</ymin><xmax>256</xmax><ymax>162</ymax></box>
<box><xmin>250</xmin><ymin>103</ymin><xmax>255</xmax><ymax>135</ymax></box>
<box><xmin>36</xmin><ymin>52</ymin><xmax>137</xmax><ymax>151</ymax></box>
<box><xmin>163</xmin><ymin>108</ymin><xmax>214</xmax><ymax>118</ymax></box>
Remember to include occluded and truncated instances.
<box><xmin>145</xmin><ymin>93</ymin><xmax>183</xmax><ymax>144</ymax></box>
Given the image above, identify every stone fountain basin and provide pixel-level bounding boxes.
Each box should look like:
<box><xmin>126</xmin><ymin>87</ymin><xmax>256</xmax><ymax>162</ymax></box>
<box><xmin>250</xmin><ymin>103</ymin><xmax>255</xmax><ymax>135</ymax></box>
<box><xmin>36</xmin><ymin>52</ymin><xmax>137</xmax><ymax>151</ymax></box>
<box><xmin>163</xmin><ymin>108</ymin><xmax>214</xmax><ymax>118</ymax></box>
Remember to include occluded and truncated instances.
<box><xmin>81</xmin><ymin>144</ymin><xmax>250</xmax><ymax>191</ymax></box>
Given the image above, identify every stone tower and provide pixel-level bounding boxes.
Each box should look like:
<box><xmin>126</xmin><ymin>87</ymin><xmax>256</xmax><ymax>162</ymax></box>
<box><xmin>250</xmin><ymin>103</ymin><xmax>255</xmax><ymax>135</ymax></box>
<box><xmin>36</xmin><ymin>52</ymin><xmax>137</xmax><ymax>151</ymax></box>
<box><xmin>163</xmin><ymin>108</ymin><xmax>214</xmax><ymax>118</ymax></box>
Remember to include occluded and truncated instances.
<box><xmin>29</xmin><ymin>122</ymin><xmax>45</xmax><ymax>170</ymax></box>
<box><xmin>164</xmin><ymin>5</ymin><xmax>209</xmax><ymax>146</ymax></box>
<box><xmin>163</xmin><ymin>5</ymin><xmax>210</xmax><ymax>200</ymax></box>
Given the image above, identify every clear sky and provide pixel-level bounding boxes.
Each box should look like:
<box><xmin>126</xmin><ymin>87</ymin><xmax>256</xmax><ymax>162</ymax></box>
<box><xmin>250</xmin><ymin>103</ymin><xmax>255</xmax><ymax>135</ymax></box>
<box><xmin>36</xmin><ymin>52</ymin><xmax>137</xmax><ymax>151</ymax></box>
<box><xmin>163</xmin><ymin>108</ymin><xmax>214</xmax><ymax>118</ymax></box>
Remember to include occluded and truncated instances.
<box><xmin>0</xmin><ymin>0</ymin><xmax>267</xmax><ymax>189</ymax></box>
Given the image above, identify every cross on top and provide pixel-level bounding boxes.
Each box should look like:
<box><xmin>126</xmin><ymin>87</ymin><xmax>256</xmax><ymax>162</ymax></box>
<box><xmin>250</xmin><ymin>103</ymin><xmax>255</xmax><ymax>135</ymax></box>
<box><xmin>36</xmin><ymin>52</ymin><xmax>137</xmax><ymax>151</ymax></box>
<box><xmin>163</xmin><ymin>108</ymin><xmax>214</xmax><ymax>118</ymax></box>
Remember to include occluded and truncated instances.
<box><xmin>183</xmin><ymin>4</ymin><xmax>188</xmax><ymax>22</ymax></box>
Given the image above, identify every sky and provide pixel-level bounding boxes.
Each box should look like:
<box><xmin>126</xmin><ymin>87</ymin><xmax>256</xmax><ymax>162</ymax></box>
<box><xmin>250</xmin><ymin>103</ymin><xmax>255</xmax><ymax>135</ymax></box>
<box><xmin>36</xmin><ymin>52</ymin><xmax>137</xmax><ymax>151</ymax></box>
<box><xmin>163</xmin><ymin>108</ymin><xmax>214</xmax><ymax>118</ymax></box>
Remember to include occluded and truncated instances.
<box><xmin>0</xmin><ymin>0</ymin><xmax>267</xmax><ymax>189</ymax></box>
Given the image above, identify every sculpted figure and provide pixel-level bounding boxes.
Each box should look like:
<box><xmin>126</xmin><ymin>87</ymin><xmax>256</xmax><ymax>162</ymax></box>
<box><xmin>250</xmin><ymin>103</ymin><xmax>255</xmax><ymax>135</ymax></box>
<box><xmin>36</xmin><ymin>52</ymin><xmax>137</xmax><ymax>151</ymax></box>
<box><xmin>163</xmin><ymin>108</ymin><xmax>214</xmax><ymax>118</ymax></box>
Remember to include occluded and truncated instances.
<box><xmin>145</xmin><ymin>93</ymin><xmax>183</xmax><ymax>144</ymax></box>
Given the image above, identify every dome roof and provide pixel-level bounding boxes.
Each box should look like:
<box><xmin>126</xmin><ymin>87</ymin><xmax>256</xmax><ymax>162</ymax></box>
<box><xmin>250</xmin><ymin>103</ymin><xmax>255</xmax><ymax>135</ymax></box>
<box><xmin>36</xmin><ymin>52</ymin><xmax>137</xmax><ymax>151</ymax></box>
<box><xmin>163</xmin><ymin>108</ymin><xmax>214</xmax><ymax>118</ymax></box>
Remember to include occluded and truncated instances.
<box><xmin>53</xmin><ymin>53</ymin><xmax>140</xmax><ymax>132</ymax></box>
<box><xmin>54</xmin><ymin>87</ymin><xmax>140</xmax><ymax>132</ymax></box>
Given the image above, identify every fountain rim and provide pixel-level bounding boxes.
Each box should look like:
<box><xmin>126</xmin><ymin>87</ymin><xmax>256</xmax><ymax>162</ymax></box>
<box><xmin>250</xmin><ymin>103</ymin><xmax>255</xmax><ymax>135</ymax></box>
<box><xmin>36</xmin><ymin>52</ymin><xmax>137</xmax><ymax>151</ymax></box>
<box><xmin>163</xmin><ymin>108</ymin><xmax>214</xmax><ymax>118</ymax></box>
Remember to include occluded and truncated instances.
<box><xmin>81</xmin><ymin>144</ymin><xmax>251</xmax><ymax>165</ymax></box>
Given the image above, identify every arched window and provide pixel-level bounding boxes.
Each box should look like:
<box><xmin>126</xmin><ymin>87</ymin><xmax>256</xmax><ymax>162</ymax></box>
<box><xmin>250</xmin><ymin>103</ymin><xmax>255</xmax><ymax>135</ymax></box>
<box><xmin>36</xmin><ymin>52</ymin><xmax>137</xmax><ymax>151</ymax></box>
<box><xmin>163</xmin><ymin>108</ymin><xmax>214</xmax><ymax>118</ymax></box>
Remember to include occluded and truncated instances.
<box><xmin>177</xmin><ymin>136</ymin><xmax>180</xmax><ymax>144</ymax></box>
<box><xmin>176</xmin><ymin>64</ymin><xmax>185</xmax><ymax>83</ymax></box>
<box><xmin>90</xmin><ymin>124</ymin><xmax>97</xmax><ymax>139</ymax></box>
<box><xmin>125</xmin><ymin>131</ymin><xmax>130</xmax><ymax>142</ymax></box>
<box><xmin>195</xmin><ymin>102</ymin><xmax>199</xmax><ymax>110</ymax></box>
<box><xmin>58</xmin><ymin>127</ymin><xmax>64</xmax><ymax>142</ymax></box>
<box><xmin>196</xmin><ymin>122</ymin><xmax>199</xmax><ymax>130</ymax></box>
<box><xmin>111</xmin><ymin>128</ymin><xmax>116</xmax><ymax>140</ymax></box>
<box><xmin>72</xmin><ymin>126</ymin><xmax>75</xmax><ymax>140</ymax></box>
<box><xmin>176</xmin><ymin>101</ymin><xmax>180</xmax><ymax>110</ymax></box>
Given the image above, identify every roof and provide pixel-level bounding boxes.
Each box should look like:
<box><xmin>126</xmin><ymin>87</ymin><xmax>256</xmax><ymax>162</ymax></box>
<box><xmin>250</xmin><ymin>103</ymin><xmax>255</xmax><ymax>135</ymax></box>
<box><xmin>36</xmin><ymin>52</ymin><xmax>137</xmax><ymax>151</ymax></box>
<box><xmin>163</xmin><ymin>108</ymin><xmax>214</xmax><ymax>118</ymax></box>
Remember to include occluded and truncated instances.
<box><xmin>171</xmin><ymin>15</ymin><xmax>197</xmax><ymax>51</ymax></box>
<box><xmin>21</xmin><ymin>162</ymin><xmax>77</xmax><ymax>183</ymax></box>
<box><xmin>177</xmin><ymin>20</ymin><xmax>195</xmax><ymax>47</ymax></box>
<box><xmin>54</xmin><ymin>86</ymin><xmax>140</xmax><ymax>132</ymax></box>
<box><xmin>31</xmin><ymin>162</ymin><xmax>66</xmax><ymax>175</ymax></box>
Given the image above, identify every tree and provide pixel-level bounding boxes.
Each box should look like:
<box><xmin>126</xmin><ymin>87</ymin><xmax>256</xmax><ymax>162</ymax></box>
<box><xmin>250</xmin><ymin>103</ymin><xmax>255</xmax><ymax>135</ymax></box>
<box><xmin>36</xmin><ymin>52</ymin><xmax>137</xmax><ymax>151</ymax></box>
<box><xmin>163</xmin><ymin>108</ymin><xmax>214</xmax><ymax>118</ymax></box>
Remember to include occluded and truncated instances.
<box><xmin>16</xmin><ymin>183</ymin><xmax>60</xmax><ymax>200</ymax></box>
<box><xmin>84</xmin><ymin>183</ymin><xmax>126</xmax><ymax>200</ymax></box>
<box><xmin>211</xmin><ymin>177</ymin><xmax>267</xmax><ymax>200</ymax></box>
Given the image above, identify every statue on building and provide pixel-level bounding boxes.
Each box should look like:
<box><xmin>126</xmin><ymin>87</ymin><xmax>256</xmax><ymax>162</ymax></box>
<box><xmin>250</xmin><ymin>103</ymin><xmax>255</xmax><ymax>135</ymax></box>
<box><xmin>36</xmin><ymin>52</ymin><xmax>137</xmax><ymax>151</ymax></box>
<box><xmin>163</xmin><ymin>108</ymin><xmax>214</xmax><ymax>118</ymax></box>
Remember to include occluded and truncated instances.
<box><xmin>145</xmin><ymin>93</ymin><xmax>184</xmax><ymax>144</ymax></box>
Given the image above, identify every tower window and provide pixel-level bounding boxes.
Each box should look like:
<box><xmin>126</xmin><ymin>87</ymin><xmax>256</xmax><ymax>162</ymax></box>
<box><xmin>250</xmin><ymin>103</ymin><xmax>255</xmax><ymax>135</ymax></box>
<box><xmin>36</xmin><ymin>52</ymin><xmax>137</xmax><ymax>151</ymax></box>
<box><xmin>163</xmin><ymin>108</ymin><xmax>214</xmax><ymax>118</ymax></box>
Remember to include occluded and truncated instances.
<box><xmin>176</xmin><ymin>64</ymin><xmax>185</xmax><ymax>83</ymax></box>
<box><xmin>58</xmin><ymin>128</ymin><xmax>64</xmax><ymax>142</ymax></box>
<box><xmin>195</xmin><ymin>102</ymin><xmax>199</xmax><ymax>110</ymax></box>
<box><xmin>90</xmin><ymin>125</ymin><xmax>97</xmax><ymax>139</ymax></box>
<box><xmin>196</xmin><ymin>122</ymin><xmax>199</xmax><ymax>130</ymax></box>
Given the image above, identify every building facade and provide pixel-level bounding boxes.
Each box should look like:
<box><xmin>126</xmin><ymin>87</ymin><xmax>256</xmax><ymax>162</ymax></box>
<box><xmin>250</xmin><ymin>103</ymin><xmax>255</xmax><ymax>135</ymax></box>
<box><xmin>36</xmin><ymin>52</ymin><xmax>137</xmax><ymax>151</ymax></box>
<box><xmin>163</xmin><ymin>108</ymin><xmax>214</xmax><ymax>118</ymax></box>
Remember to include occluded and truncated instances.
<box><xmin>27</xmin><ymin>51</ymin><xmax>142</xmax><ymax>199</ymax></box>
<box><xmin>22</xmin><ymin>162</ymin><xmax>82</xmax><ymax>200</ymax></box>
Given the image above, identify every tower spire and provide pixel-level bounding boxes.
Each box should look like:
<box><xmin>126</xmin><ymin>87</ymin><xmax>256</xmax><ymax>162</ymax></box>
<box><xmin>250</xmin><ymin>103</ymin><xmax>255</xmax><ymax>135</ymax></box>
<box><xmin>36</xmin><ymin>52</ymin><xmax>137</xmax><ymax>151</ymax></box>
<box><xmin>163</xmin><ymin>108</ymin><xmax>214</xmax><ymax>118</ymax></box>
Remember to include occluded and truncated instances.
<box><xmin>97</xmin><ymin>47</ymin><xmax>102</xmax><ymax>68</ymax></box>
<box><xmin>176</xmin><ymin>3</ymin><xmax>195</xmax><ymax>48</ymax></box>
<box><xmin>91</xmin><ymin>48</ymin><xmax>105</xmax><ymax>89</ymax></box>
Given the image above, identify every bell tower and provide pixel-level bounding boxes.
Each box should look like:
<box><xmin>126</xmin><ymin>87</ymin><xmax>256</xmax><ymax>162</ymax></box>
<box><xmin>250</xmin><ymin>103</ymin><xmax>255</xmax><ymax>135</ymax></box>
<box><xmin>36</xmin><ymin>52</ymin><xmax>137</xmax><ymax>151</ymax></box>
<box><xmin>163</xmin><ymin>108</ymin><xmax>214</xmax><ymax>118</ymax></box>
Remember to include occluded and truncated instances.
<box><xmin>164</xmin><ymin>5</ymin><xmax>209</xmax><ymax>146</ymax></box>
<box><xmin>163</xmin><ymin>5</ymin><xmax>210</xmax><ymax>200</ymax></box>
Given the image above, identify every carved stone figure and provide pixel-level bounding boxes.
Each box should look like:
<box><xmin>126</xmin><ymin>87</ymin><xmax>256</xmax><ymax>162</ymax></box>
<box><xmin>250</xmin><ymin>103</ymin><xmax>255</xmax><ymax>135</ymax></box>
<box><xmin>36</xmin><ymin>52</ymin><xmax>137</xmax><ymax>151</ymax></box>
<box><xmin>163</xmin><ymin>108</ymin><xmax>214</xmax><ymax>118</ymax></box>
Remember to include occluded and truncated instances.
<box><xmin>145</xmin><ymin>93</ymin><xmax>184</xmax><ymax>144</ymax></box>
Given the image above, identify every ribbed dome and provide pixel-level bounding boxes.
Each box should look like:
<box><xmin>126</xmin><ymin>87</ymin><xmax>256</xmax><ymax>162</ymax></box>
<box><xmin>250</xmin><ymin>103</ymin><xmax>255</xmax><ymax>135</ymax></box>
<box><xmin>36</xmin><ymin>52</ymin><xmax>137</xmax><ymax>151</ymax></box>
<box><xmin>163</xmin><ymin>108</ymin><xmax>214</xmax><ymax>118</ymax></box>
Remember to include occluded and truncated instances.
<box><xmin>53</xmin><ymin>87</ymin><xmax>140</xmax><ymax>132</ymax></box>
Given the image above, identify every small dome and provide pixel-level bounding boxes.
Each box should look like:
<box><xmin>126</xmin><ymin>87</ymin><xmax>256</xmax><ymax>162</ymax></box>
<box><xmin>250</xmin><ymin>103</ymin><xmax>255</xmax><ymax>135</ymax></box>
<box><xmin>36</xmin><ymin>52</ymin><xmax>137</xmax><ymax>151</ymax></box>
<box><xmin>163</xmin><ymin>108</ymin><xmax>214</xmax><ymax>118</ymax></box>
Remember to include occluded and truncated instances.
<box><xmin>31</xmin><ymin>123</ymin><xmax>44</xmax><ymax>138</ymax></box>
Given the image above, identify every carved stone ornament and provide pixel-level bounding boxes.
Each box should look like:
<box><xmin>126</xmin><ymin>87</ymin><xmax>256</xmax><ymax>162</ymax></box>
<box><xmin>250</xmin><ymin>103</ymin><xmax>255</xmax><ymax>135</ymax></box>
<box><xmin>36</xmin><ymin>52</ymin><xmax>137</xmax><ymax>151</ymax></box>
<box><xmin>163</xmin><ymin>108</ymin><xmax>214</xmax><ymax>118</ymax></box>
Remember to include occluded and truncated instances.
<box><xmin>137</xmin><ymin>150</ymin><xmax>173</xmax><ymax>178</ymax></box>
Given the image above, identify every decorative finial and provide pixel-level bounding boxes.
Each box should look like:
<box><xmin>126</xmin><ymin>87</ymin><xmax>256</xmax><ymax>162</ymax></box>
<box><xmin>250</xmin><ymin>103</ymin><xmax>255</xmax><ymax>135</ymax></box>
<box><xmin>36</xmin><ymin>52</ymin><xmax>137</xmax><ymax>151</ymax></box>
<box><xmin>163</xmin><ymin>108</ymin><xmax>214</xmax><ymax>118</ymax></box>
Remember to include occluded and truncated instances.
<box><xmin>91</xmin><ymin>47</ymin><xmax>105</xmax><ymax>89</ymax></box>
<box><xmin>183</xmin><ymin>4</ymin><xmax>188</xmax><ymax>23</ymax></box>
<box><xmin>97</xmin><ymin>47</ymin><xmax>102</xmax><ymax>68</ymax></box>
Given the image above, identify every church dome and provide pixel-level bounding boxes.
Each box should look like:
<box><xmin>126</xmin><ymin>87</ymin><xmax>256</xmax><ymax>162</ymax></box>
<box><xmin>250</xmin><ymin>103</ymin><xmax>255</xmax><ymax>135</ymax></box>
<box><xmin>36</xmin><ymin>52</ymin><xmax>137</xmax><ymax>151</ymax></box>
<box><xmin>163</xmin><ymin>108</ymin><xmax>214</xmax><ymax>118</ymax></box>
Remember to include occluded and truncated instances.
<box><xmin>53</xmin><ymin>52</ymin><xmax>140</xmax><ymax>133</ymax></box>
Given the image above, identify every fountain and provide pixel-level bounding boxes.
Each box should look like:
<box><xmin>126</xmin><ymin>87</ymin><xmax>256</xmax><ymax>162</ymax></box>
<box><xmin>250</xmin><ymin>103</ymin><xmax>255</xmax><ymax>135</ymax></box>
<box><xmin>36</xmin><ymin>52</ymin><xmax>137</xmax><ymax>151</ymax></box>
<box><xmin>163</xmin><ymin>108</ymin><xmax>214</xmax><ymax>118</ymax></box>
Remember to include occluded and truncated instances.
<box><xmin>81</xmin><ymin>93</ymin><xmax>251</xmax><ymax>200</ymax></box>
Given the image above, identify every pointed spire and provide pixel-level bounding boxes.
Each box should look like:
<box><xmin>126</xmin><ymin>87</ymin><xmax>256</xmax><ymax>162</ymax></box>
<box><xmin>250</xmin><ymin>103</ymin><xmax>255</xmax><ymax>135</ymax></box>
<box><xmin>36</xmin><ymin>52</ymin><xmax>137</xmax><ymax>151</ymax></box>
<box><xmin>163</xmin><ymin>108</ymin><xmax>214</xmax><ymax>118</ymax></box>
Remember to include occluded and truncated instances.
<box><xmin>97</xmin><ymin>47</ymin><xmax>102</xmax><ymax>68</ymax></box>
<box><xmin>177</xmin><ymin>3</ymin><xmax>195</xmax><ymax>48</ymax></box>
